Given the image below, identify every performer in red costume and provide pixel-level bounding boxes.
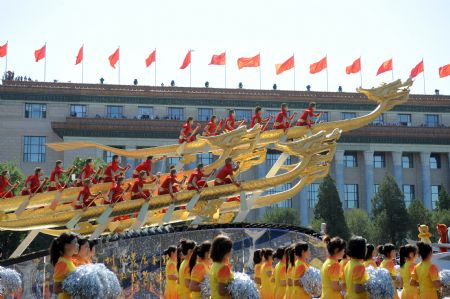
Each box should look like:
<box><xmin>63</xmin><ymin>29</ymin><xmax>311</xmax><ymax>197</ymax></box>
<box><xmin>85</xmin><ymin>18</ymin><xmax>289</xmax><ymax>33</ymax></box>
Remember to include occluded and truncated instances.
<box><xmin>131</xmin><ymin>171</ymin><xmax>153</xmax><ymax>200</ymax></box>
<box><xmin>296</xmin><ymin>102</ymin><xmax>321</xmax><ymax>128</ymax></box>
<box><xmin>73</xmin><ymin>179</ymin><xmax>102</xmax><ymax>209</ymax></box>
<box><xmin>132</xmin><ymin>155</ymin><xmax>166</xmax><ymax>179</ymax></box>
<box><xmin>0</xmin><ymin>170</ymin><xmax>20</xmax><ymax>198</ymax></box>
<box><xmin>158</xmin><ymin>168</ymin><xmax>187</xmax><ymax>199</ymax></box>
<box><xmin>21</xmin><ymin>167</ymin><xmax>46</xmax><ymax>196</ymax></box>
<box><xmin>47</xmin><ymin>160</ymin><xmax>75</xmax><ymax>191</ymax></box>
<box><xmin>224</xmin><ymin>109</ymin><xmax>246</xmax><ymax>132</ymax></box>
<box><xmin>202</xmin><ymin>115</ymin><xmax>223</xmax><ymax>137</ymax></box>
<box><xmin>77</xmin><ymin>158</ymin><xmax>102</xmax><ymax>187</ymax></box>
<box><xmin>104</xmin><ymin>176</ymin><xmax>131</xmax><ymax>204</ymax></box>
<box><xmin>187</xmin><ymin>164</ymin><xmax>216</xmax><ymax>191</ymax></box>
<box><xmin>214</xmin><ymin>158</ymin><xmax>241</xmax><ymax>186</ymax></box>
<box><xmin>103</xmin><ymin>155</ymin><xmax>129</xmax><ymax>183</ymax></box>
<box><xmin>250</xmin><ymin>106</ymin><xmax>272</xmax><ymax>130</ymax></box>
<box><xmin>179</xmin><ymin>117</ymin><xmax>201</xmax><ymax>144</ymax></box>
<box><xmin>273</xmin><ymin>103</ymin><xmax>296</xmax><ymax>131</ymax></box>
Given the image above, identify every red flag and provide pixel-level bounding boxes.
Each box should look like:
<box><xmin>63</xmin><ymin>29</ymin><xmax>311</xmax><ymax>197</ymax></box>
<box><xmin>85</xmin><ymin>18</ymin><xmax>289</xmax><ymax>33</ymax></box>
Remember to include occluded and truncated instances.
<box><xmin>108</xmin><ymin>48</ymin><xmax>120</xmax><ymax>69</ymax></box>
<box><xmin>0</xmin><ymin>42</ymin><xmax>7</xmax><ymax>58</ymax></box>
<box><xmin>346</xmin><ymin>57</ymin><xmax>361</xmax><ymax>74</ymax></box>
<box><xmin>209</xmin><ymin>52</ymin><xmax>226</xmax><ymax>65</ymax></box>
<box><xmin>310</xmin><ymin>56</ymin><xmax>327</xmax><ymax>74</ymax></box>
<box><xmin>34</xmin><ymin>45</ymin><xmax>46</xmax><ymax>62</ymax></box>
<box><xmin>237</xmin><ymin>54</ymin><xmax>260</xmax><ymax>69</ymax></box>
<box><xmin>75</xmin><ymin>45</ymin><xmax>83</xmax><ymax>65</ymax></box>
<box><xmin>376</xmin><ymin>59</ymin><xmax>393</xmax><ymax>76</ymax></box>
<box><xmin>145</xmin><ymin>50</ymin><xmax>156</xmax><ymax>67</ymax></box>
<box><xmin>409</xmin><ymin>60</ymin><xmax>424</xmax><ymax>79</ymax></box>
<box><xmin>438</xmin><ymin>64</ymin><xmax>450</xmax><ymax>78</ymax></box>
<box><xmin>180</xmin><ymin>50</ymin><xmax>191</xmax><ymax>69</ymax></box>
<box><xmin>275</xmin><ymin>55</ymin><xmax>294</xmax><ymax>75</ymax></box>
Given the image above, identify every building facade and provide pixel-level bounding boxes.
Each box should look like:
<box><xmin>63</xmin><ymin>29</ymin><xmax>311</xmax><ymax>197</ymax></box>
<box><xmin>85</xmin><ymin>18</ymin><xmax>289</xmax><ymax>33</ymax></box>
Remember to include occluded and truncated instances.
<box><xmin>1</xmin><ymin>80</ymin><xmax>449</xmax><ymax>225</ymax></box>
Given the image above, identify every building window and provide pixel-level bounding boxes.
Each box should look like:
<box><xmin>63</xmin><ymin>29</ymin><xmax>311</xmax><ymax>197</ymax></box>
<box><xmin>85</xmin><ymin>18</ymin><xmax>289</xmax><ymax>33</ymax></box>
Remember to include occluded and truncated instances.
<box><xmin>265</xmin><ymin>110</ymin><xmax>279</xmax><ymax>118</ymax></box>
<box><xmin>138</xmin><ymin>106</ymin><xmax>154</xmax><ymax>119</ymax></box>
<box><xmin>235</xmin><ymin>109</ymin><xmax>252</xmax><ymax>121</ymax></box>
<box><xmin>344</xmin><ymin>151</ymin><xmax>358</xmax><ymax>168</ymax></box>
<box><xmin>308</xmin><ymin>183</ymin><xmax>320</xmax><ymax>208</ymax></box>
<box><xmin>107</xmin><ymin>105</ymin><xmax>123</xmax><ymax>119</ymax></box>
<box><xmin>198</xmin><ymin>108</ymin><xmax>213</xmax><ymax>121</ymax></box>
<box><xmin>168</xmin><ymin>107</ymin><xmax>184</xmax><ymax>120</ymax></box>
<box><xmin>267</xmin><ymin>150</ymin><xmax>291</xmax><ymax>167</ymax></box>
<box><xmin>23</xmin><ymin>136</ymin><xmax>46</xmax><ymax>162</ymax></box>
<box><xmin>402</xmin><ymin>185</ymin><xmax>415</xmax><ymax>207</ymax></box>
<box><xmin>430</xmin><ymin>153</ymin><xmax>441</xmax><ymax>169</ymax></box>
<box><xmin>70</xmin><ymin>104</ymin><xmax>86</xmax><ymax>118</ymax></box>
<box><xmin>431</xmin><ymin>185</ymin><xmax>441</xmax><ymax>210</ymax></box>
<box><xmin>25</xmin><ymin>103</ymin><xmax>47</xmax><ymax>119</ymax></box>
<box><xmin>425</xmin><ymin>114</ymin><xmax>439</xmax><ymax>127</ymax></box>
<box><xmin>345</xmin><ymin>184</ymin><xmax>359</xmax><ymax>208</ymax></box>
<box><xmin>268</xmin><ymin>183</ymin><xmax>293</xmax><ymax>208</ymax></box>
<box><xmin>341</xmin><ymin>112</ymin><xmax>356</xmax><ymax>120</ymax></box>
<box><xmin>197</xmin><ymin>153</ymin><xmax>213</xmax><ymax>165</ymax></box>
<box><xmin>372</xmin><ymin>114</ymin><xmax>384</xmax><ymax>125</ymax></box>
<box><xmin>402</xmin><ymin>153</ymin><xmax>413</xmax><ymax>168</ymax></box>
<box><xmin>373</xmin><ymin>152</ymin><xmax>386</xmax><ymax>168</ymax></box>
<box><xmin>319</xmin><ymin>111</ymin><xmax>329</xmax><ymax>122</ymax></box>
<box><xmin>398</xmin><ymin>114</ymin><xmax>411</xmax><ymax>126</ymax></box>
<box><xmin>374</xmin><ymin>184</ymin><xmax>380</xmax><ymax>194</ymax></box>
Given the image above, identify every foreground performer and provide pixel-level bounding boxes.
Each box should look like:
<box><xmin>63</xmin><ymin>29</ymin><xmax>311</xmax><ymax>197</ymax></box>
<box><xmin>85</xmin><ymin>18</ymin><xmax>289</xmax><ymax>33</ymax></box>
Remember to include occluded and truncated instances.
<box><xmin>21</xmin><ymin>167</ymin><xmax>46</xmax><ymax>196</ymax></box>
<box><xmin>105</xmin><ymin>176</ymin><xmax>130</xmax><ymax>204</ymax></box>
<box><xmin>77</xmin><ymin>158</ymin><xmax>102</xmax><ymax>186</ymax></box>
<box><xmin>202</xmin><ymin>115</ymin><xmax>223</xmax><ymax>137</ymax></box>
<box><xmin>179</xmin><ymin>117</ymin><xmax>201</xmax><ymax>143</ymax></box>
<box><xmin>178</xmin><ymin>239</ymin><xmax>196</xmax><ymax>299</ymax></box>
<box><xmin>73</xmin><ymin>179</ymin><xmax>102</xmax><ymax>209</ymax></box>
<box><xmin>273</xmin><ymin>103</ymin><xmax>296</xmax><ymax>131</ymax></box>
<box><xmin>250</xmin><ymin>106</ymin><xmax>272</xmax><ymax>130</ymax></box>
<box><xmin>131</xmin><ymin>171</ymin><xmax>153</xmax><ymax>200</ymax></box>
<box><xmin>189</xmin><ymin>241</ymin><xmax>212</xmax><ymax>299</ymax></box>
<box><xmin>214</xmin><ymin>158</ymin><xmax>241</xmax><ymax>186</ymax></box>
<box><xmin>103</xmin><ymin>155</ymin><xmax>129</xmax><ymax>183</ymax></box>
<box><xmin>164</xmin><ymin>245</ymin><xmax>178</xmax><ymax>299</ymax></box>
<box><xmin>159</xmin><ymin>168</ymin><xmax>187</xmax><ymax>199</ymax></box>
<box><xmin>411</xmin><ymin>242</ymin><xmax>442</xmax><ymax>299</ymax></box>
<box><xmin>132</xmin><ymin>155</ymin><xmax>166</xmax><ymax>179</ymax></box>
<box><xmin>47</xmin><ymin>160</ymin><xmax>75</xmax><ymax>191</ymax></box>
<box><xmin>210</xmin><ymin>235</ymin><xmax>233</xmax><ymax>299</ymax></box>
<box><xmin>187</xmin><ymin>164</ymin><xmax>216</xmax><ymax>191</ymax></box>
<box><xmin>0</xmin><ymin>170</ymin><xmax>19</xmax><ymax>198</ymax></box>
<box><xmin>224</xmin><ymin>109</ymin><xmax>246</xmax><ymax>132</ymax></box>
<box><xmin>296</xmin><ymin>102</ymin><xmax>321</xmax><ymax>128</ymax></box>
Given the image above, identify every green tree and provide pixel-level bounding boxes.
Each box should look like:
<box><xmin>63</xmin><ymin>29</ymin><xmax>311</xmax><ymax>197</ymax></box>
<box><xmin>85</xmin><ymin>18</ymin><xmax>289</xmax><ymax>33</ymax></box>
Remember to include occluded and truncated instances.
<box><xmin>70</xmin><ymin>156</ymin><xmax>107</xmax><ymax>179</ymax></box>
<box><xmin>437</xmin><ymin>187</ymin><xmax>450</xmax><ymax>211</ymax></box>
<box><xmin>345</xmin><ymin>209</ymin><xmax>373</xmax><ymax>241</ymax></box>
<box><xmin>407</xmin><ymin>199</ymin><xmax>432</xmax><ymax>239</ymax></box>
<box><xmin>259</xmin><ymin>207</ymin><xmax>300</xmax><ymax>225</ymax></box>
<box><xmin>431</xmin><ymin>209</ymin><xmax>450</xmax><ymax>239</ymax></box>
<box><xmin>314</xmin><ymin>175</ymin><xmax>350</xmax><ymax>239</ymax></box>
<box><xmin>371</xmin><ymin>174</ymin><xmax>409</xmax><ymax>246</ymax></box>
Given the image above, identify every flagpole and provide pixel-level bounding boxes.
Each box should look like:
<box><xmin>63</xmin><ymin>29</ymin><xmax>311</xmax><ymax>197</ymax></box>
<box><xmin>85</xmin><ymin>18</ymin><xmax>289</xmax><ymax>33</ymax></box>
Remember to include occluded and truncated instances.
<box><xmin>44</xmin><ymin>42</ymin><xmax>47</xmax><ymax>82</ymax></box>
<box><xmin>224</xmin><ymin>51</ymin><xmax>227</xmax><ymax>88</ymax></box>
<box><xmin>422</xmin><ymin>58</ymin><xmax>426</xmax><ymax>94</ymax></box>
<box><xmin>81</xmin><ymin>44</ymin><xmax>84</xmax><ymax>83</ymax></box>
<box><xmin>391</xmin><ymin>57</ymin><xmax>394</xmax><ymax>81</ymax></box>
<box><xmin>359</xmin><ymin>56</ymin><xmax>363</xmax><ymax>87</ymax></box>
<box><xmin>293</xmin><ymin>53</ymin><xmax>296</xmax><ymax>91</ymax></box>
<box><xmin>118</xmin><ymin>46</ymin><xmax>120</xmax><ymax>85</ymax></box>
<box><xmin>4</xmin><ymin>41</ymin><xmax>8</xmax><ymax>74</ymax></box>
<box><xmin>259</xmin><ymin>52</ymin><xmax>261</xmax><ymax>90</ymax></box>
<box><xmin>154</xmin><ymin>48</ymin><xmax>157</xmax><ymax>86</ymax></box>
<box><xmin>326</xmin><ymin>54</ymin><xmax>328</xmax><ymax>92</ymax></box>
<box><xmin>189</xmin><ymin>49</ymin><xmax>192</xmax><ymax>88</ymax></box>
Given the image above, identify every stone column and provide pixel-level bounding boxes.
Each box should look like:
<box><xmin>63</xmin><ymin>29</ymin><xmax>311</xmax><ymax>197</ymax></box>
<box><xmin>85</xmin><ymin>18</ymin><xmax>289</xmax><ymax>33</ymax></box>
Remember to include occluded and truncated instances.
<box><xmin>334</xmin><ymin>150</ymin><xmax>345</xmax><ymax>205</ymax></box>
<box><xmin>363</xmin><ymin>151</ymin><xmax>374</xmax><ymax>213</ymax></box>
<box><xmin>299</xmin><ymin>187</ymin><xmax>309</xmax><ymax>226</ymax></box>
<box><xmin>391</xmin><ymin>151</ymin><xmax>403</xmax><ymax>188</ymax></box>
<box><xmin>420</xmin><ymin>152</ymin><xmax>432</xmax><ymax>209</ymax></box>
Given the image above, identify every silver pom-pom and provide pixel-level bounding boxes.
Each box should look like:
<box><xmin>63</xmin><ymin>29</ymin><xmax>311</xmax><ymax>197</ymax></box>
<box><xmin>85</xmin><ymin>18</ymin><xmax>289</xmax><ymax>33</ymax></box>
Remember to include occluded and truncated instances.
<box><xmin>0</xmin><ymin>266</ymin><xmax>22</xmax><ymax>295</ymax></box>
<box><xmin>226</xmin><ymin>272</ymin><xmax>259</xmax><ymax>299</ymax></box>
<box><xmin>440</xmin><ymin>269</ymin><xmax>450</xmax><ymax>298</ymax></box>
<box><xmin>394</xmin><ymin>265</ymin><xmax>401</xmax><ymax>283</ymax></box>
<box><xmin>365</xmin><ymin>266</ymin><xmax>394</xmax><ymax>299</ymax></box>
<box><xmin>62</xmin><ymin>263</ymin><xmax>121</xmax><ymax>299</ymax></box>
<box><xmin>300</xmin><ymin>266</ymin><xmax>322</xmax><ymax>298</ymax></box>
<box><xmin>199</xmin><ymin>275</ymin><xmax>211</xmax><ymax>299</ymax></box>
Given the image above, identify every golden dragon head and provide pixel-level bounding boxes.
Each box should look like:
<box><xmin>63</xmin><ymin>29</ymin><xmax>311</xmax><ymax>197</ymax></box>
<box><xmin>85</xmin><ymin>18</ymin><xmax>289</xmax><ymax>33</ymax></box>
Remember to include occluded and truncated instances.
<box><xmin>357</xmin><ymin>78</ymin><xmax>413</xmax><ymax>110</ymax></box>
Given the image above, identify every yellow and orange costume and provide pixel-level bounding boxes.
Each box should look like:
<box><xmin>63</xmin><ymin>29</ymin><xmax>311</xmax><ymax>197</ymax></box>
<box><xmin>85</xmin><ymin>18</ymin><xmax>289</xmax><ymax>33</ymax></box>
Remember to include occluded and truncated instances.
<box><xmin>274</xmin><ymin>259</ymin><xmax>286</xmax><ymax>299</ymax></box>
<box><xmin>260</xmin><ymin>260</ymin><xmax>275</xmax><ymax>299</ymax></box>
<box><xmin>380</xmin><ymin>259</ymin><xmax>399</xmax><ymax>299</ymax></box>
<box><xmin>177</xmin><ymin>259</ymin><xmax>191</xmax><ymax>299</ymax></box>
<box><xmin>53</xmin><ymin>256</ymin><xmax>77</xmax><ymax>299</ymax></box>
<box><xmin>210</xmin><ymin>261</ymin><xmax>233</xmax><ymax>299</ymax></box>
<box><xmin>343</xmin><ymin>258</ymin><xmax>369</xmax><ymax>299</ymax></box>
<box><xmin>291</xmin><ymin>257</ymin><xmax>310</xmax><ymax>299</ymax></box>
<box><xmin>190</xmin><ymin>258</ymin><xmax>210</xmax><ymax>299</ymax></box>
<box><xmin>321</xmin><ymin>256</ymin><xmax>343</xmax><ymax>299</ymax></box>
<box><xmin>400</xmin><ymin>259</ymin><xmax>418</xmax><ymax>299</ymax></box>
<box><xmin>411</xmin><ymin>261</ymin><xmax>440</xmax><ymax>299</ymax></box>
<box><xmin>164</xmin><ymin>258</ymin><xmax>178</xmax><ymax>299</ymax></box>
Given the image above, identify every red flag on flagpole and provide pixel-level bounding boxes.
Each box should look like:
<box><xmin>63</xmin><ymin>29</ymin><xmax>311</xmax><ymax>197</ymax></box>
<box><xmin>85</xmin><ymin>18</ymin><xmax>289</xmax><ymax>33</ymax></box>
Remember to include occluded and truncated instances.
<box><xmin>275</xmin><ymin>55</ymin><xmax>295</xmax><ymax>75</ymax></box>
<box><xmin>310</xmin><ymin>56</ymin><xmax>327</xmax><ymax>74</ymax></box>
<box><xmin>409</xmin><ymin>60</ymin><xmax>424</xmax><ymax>79</ymax></box>
<box><xmin>34</xmin><ymin>45</ymin><xmax>46</xmax><ymax>62</ymax></box>
<box><xmin>209</xmin><ymin>52</ymin><xmax>226</xmax><ymax>65</ymax></box>
<box><xmin>180</xmin><ymin>50</ymin><xmax>191</xmax><ymax>69</ymax></box>
<box><xmin>237</xmin><ymin>54</ymin><xmax>260</xmax><ymax>69</ymax></box>
<box><xmin>346</xmin><ymin>57</ymin><xmax>361</xmax><ymax>74</ymax></box>
<box><xmin>0</xmin><ymin>42</ymin><xmax>7</xmax><ymax>58</ymax></box>
<box><xmin>439</xmin><ymin>64</ymin><xmax>450</xmax><ymax>78</ymax></box>
<box><xmin>108</xmin><ymin>48</ymin><xmax>120</xmax><ymax>69</ymax></box>
<box><xmin>145</xmin><ymin>50</ymin><xmax>156</xmax><ymax>67</ymax></box>
<box><xmin>75</xmin><ymin>45</ymin><xmax>83</xmax><ymax>65</ymax></box>
<box><xmin>376</xmin><ymin>59</ymin><xmax>393</xmax><ymax>76</ymax></box>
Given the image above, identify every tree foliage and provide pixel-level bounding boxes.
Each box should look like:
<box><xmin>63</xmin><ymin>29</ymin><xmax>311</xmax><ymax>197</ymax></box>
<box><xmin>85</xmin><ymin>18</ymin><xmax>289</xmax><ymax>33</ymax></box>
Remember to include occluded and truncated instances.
<box><xmin>407</xmin><ymin>199</ymin><xmax>432</xmax><ymax>239</ymax></box>
<box><xmin>259</xmin><ymin>207</ymin><xmax>300</xmax><ymax>226</ymax></box>
<box><xmin>437</xmin><ymin>187</ymin><xmax>450</xmax><ymax>211</ymax></box>
<box><xmin>345</xmin><ymin>209</ymin><xmax>373</xmax><ymax>241</ymax></box>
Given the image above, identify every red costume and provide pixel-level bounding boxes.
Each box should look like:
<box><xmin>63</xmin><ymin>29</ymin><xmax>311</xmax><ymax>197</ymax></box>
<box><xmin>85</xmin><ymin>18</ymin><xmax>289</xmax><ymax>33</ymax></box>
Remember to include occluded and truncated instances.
<box><xmin>104</xmin><ymin>161</ymin><xmax>120</xmax><ymax>183</ymax></box>
<box><xmin>47</xmin><ymin>166</ymin><xmax>64</xmax><ymax>191</ymax></box>
<box><xmin>133</xmin><ymin>160</ymin><xmax>152</xmax><ymax>178</ymax></box>
<box><xmin>77</xmin><ymin>165</ymin><xmax>97</xmax><ymax>186</ymax></box>
<box><xmin>159</xmin><ymin>174</ymin><xmax>179</xmax><ymax>195</ymax></box>
<box><xmin>224</xmin><ymin>116</ymin><xmax>235</xmax><ymax>131</ymax></box>
<box><xmin>74</xmin><ymin>186</ymin><xmax>96</xmax><ymax>209</ymax></box>
<box><xmin>296</xmin><ymin>108</ymin><xmax>320</xmax><ymax>127</ymax></box>
<box><xmin>131</xmin><ymin>177</ymin><xmax>151</xmax><ymax>199</ymax></box>
<box><xmin>104</xmin><ymin>183</ymin><xmax>126</xmax><ymax>204</ymax></box>
<box><xmin>250</xmin><ymin>113</ymin><xmax>263</xmax><ymax>128</ymax></box>
<box><xmin>273</xmin><ymin>111</ymin><xmax>290</xmax><ymax>130</ymax></box>
<box><xmin>214</xmin><ymin>164</ymin><xmax>234</xmax><ymax>186</ymax></box>
<box><xmin>21</xmin><ymin>174</ymin><xmax>43</xmax><ymax>195</ymax></box>
<box><xmin>187</xmin><ymin>170</ymin><xmax>208</xmax><ymax>190</ymax></box>
<box><xmin>179</xmin><ymin>123</ymin><xmax>195</xmax><ymax>144</ymax></box>
<box><xmin>203</xmin><ymin>120</ymin><xmax>222</xmax><ymax>136</ymax></box>
<box><xmin>0</xmin><ymin>176</ymin><xmax>13</xmax><ymax>198</ymax></box>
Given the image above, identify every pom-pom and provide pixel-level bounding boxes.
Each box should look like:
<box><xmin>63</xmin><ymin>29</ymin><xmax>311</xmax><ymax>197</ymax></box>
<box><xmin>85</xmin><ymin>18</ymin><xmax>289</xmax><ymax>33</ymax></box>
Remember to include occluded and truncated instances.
<box><xmin>440</xmin><ymin>269</ymin><xmax>450</xmax><ymax>298</ymax></box>
<box><xmin>0</xmin><ymin>266</ymin><xmax>22</xmax><ymax>295</ymax></box>
<box><xmin>226</xmin><ymin>272</ymin><xmax>259</xmax><ymax>299</ymax></box>
<box><xmin>62</xmin><ymin>263</ymin><xmax>121</xmax><ymax>299</ymax></box>
<box><xmin>199</xmin><ymin>275</ymin><xmax>211</xmax><ymax>299</ymax></box>
<box><xmin>300</xmin><ymin>266</ymin><xmax>322</xmax><ymax>298</ymax></box>
<box><xmin>394</xmin><ymin>265</ymin><xmax>401</xmax><ymax>283</ymax></box>
<box><xmin>365</xmin><ymin>267</ymin><xmax>394</xmax><ymax>299</ymax></box>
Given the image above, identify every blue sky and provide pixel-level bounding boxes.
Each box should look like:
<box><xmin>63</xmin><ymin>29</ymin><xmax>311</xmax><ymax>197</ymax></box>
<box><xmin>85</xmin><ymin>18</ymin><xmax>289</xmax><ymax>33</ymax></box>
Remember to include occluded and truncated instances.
<box><xmin>1</xmin><ymin>0</ymin><xmax>449</xmax><ymax>94</ymax></box>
